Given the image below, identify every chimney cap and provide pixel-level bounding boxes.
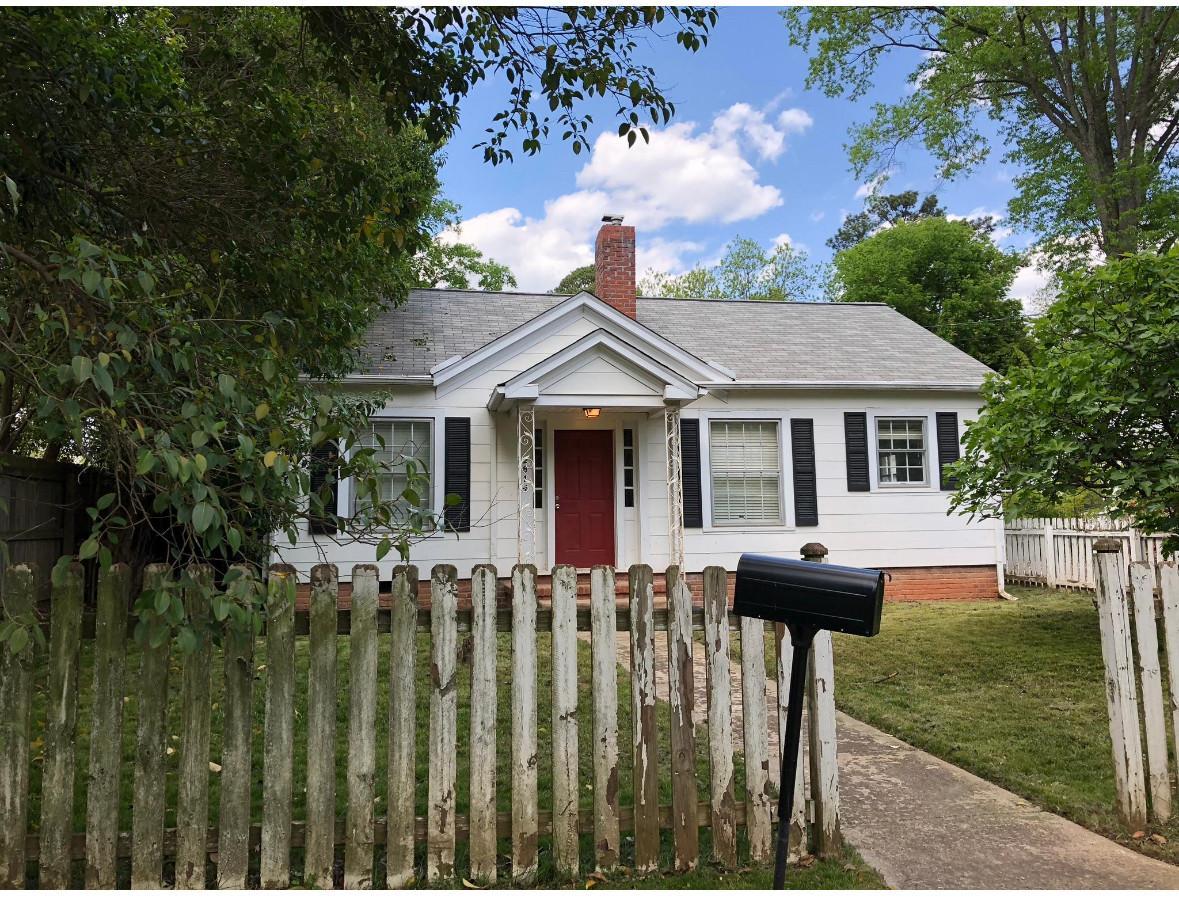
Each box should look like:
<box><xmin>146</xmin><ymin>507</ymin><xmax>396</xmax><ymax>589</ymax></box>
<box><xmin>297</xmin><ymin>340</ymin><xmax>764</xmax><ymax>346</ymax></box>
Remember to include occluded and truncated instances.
<box><xmin>601</xmin><ymin>214</ymin><xmax>625</xmax><ymax>225</ymax></box>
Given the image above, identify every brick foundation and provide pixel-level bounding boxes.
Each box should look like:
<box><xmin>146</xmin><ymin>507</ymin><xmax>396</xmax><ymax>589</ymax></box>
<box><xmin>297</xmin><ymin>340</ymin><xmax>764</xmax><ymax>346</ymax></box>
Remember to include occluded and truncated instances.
<box><xmin>294</xmin><ymin>564</ymin><xmax>997</xmax><ymax>611</ymax></box>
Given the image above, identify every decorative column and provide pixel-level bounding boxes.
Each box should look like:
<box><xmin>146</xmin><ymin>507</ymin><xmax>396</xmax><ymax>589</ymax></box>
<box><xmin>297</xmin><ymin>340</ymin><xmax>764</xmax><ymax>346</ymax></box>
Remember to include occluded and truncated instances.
<box><xmin>516</xmin><ymin>404</ymin><xmax>536</xmax><ymax>565</ymax></box>
<box><xmin>665</xmin><ymin>404</ymin><xmax>685</xmax><ymax>568</ymax></box>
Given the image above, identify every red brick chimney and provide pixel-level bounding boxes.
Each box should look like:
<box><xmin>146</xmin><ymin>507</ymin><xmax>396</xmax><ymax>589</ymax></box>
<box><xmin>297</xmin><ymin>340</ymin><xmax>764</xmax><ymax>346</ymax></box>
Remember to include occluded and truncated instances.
<box><xmin>594</xmin><ymin>214</ymin><xmax>636</xmax><ymax>318</ymax></box>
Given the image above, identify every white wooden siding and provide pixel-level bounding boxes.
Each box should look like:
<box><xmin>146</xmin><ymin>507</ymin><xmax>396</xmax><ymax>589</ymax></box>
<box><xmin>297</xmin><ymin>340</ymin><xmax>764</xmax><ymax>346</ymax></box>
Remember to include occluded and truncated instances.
<box><xmin>274</xmin><ymin>313</ymin><xmax>992</xmax><ymax>577</ymax></box>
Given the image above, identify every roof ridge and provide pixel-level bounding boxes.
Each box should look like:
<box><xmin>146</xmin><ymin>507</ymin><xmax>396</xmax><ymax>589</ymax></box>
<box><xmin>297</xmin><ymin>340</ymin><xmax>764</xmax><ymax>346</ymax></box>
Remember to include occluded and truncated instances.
<box><xmin>638</xmin><ymin>296</ymin><xmax>887</xmax><ymax>307</ymax></box>
<box><xmin>408</xmin><ymin>286</ymin><xmax>569</xmax><ymax>299</ymax></box>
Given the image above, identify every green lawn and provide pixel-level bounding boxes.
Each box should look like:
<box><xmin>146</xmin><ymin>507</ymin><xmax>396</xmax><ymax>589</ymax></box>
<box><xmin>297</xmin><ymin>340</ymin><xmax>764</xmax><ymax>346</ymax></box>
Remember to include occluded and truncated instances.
<box><xmin>21</xmin><ymin>625</ymin><xmax>883</xmax><ymax>888</ymax></box>
<box><xmin>829</xmin><ymin>586</ymin><xmax>1178</xmax><ymax>864</ymax></box>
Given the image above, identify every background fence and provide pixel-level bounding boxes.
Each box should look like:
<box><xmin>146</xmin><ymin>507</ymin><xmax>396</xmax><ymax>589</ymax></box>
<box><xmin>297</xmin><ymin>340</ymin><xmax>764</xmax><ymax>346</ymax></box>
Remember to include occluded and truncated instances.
<box><xmin>1006</xmin><ymin>517</ymin><xmax>1174</xmax><ymax>590</ymax></box>
<box><xmin>0</xmin><ymin>557</ymin><xmax>840</xmax><ymax>889</ymax></box>
<box><xmin>1092</xmin><ymin>546</ymin><xmax>1179</xmax><ymax>831</ymax></box>
<box><xmin>0</xmin><ymin>456</ymin><xmax>87</xmax><ymax>603</ymax></box>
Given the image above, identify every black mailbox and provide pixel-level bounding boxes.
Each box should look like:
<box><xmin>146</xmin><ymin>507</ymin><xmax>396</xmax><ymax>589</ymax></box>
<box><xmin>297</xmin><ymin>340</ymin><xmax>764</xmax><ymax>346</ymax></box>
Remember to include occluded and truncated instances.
<box><xmin>734</xmin><ymin>553</ymin><xmax>884</xmax><ymax>637</ymax></box>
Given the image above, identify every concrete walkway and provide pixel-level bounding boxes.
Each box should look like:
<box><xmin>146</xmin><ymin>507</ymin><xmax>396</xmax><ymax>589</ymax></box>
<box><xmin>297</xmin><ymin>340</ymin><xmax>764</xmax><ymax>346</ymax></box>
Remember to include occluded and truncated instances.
<box><xmin>838</xmin><ymin>713</ymin><xmax>1179</xmax><ymax>889</ymax></box>
<box><xmin>605</xmin><ymin>629</ymin><xmax>1179</xmax><ymax>889</ymax></box>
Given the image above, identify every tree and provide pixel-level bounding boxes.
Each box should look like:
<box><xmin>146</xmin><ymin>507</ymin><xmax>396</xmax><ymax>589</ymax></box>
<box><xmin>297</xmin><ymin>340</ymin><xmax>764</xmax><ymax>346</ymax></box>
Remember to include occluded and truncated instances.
<box><xmin>639</xmin><ymin>236</ymin><xmax>819</xmax><ymax>300</ymax></box>
<box><xmin>785</xmin><ymin>8</ymin><xmax>1179</xmax><ymax>265</ymax></box>
<box><xmin>0</xmin><ymin>7</ymin><xmax>715</xmax><ymax>644</ymax></box>
<box><xmin>831</xmin><ymin>218</ymin><xmax>1028</xmax><ymax>372</ymax></box>
<box><xmin>415</xmin><ymin>203</ymin><xmax>516</xmax><ymax>291</ymax></box>
<box><xmin>552</xmin><ymin>264</ymin><xmax>597</xmax><ymax>295</ymax></box>
<box><xmin>950</xmin><ymin>252</ymin><xmax>1179</xmax><ymax>552</ymax></box>
<box><xmin>829</xmin><ymin>191</ymin><xmax>947</xmax><ymax>251</ymax></box>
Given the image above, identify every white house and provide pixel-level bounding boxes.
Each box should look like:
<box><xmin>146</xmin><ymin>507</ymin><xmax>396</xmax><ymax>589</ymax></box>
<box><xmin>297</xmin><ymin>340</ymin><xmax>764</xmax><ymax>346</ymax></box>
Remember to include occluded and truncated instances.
<box><xmin>278</xmin><ymin>216</ymin><xmax>1003</xmax><ymax>600</ymax></box>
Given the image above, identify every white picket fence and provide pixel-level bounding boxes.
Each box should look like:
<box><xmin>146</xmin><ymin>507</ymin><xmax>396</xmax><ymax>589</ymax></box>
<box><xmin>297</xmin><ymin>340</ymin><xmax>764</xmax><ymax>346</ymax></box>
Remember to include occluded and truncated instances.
<box><xmin>1006</xmin><ymin>518</ymin><xmax>1174</xmax><ymax>590</ymax></box>
<box><xmin>1093</xmin><ymin>546</ymin><xmax>1179</xmax><ymax>829</ymax></box>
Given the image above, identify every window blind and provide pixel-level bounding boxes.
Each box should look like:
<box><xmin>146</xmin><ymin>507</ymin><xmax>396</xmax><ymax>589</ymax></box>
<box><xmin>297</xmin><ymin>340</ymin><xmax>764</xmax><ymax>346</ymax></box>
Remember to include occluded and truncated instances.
<box><xmin>709</xmin><ymin>420</ymin><xmax>782</xmax><ymax>526</ymax></box>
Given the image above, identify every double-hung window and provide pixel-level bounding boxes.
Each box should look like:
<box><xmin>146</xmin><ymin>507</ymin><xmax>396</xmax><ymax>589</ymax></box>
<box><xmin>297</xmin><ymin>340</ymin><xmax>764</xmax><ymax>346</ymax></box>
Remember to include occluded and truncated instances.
<box><xmin>709</xmin><ymin>420</ymin><xmax>782</xmax><ymax>526</ymax></box>
<box><xmin>359</xmin><ymin>419</ymin><xmax>433</xmax><ymax>511</ymax></box>
<box><xmin>876</xmin><ymin>417</ymin><xmax>927</xmax><ymax>486</ymax></box>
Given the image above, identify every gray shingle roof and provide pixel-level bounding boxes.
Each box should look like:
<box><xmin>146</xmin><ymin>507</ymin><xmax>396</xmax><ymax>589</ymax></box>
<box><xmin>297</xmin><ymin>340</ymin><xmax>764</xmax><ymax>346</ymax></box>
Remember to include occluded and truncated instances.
<box><xmin>356</xmin><ymin>289</ymin><xmax>992</xmax><ymax>385</ymax></box>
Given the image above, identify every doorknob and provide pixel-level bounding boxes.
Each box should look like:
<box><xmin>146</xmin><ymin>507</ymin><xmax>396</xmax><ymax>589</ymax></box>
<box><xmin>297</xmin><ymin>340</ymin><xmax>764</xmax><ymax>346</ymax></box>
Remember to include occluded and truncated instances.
<box><xmin>554</xmin><ymin>495</ymin><xmax>560</xmax><ymax>510</ymax></box>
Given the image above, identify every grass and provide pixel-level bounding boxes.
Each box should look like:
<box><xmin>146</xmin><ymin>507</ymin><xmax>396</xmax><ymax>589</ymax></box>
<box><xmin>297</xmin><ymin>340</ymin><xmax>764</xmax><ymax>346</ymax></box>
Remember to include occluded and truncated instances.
<box><xmin>826</xmin><ymin>585</ymin><xmax>1179</xmax><ymax>865</ymax></box>
<box><xmin>21</xmin><ymin>624</ymin><xmax>884</xmax><ymax>889</ymax></box>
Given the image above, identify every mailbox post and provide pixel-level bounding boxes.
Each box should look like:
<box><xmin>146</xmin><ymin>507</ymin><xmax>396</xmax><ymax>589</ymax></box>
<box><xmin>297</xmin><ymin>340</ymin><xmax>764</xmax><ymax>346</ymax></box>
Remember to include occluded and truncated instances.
<box><xmin>733</xmin><ymin>546</ymin><xmax>884</xmax><ymax>889</ymax></box>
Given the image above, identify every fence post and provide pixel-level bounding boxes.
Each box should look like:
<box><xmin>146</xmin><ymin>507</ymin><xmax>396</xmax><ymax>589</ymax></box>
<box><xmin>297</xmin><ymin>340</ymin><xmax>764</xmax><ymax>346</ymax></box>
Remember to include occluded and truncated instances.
<box><xmin>801</xmin><ymin>543</ymin><xmax>841</xmax><ymax>858</ymax></box>
<box><xmin>261</xmin><ymin>564</ymin><xmax>296</xmax><ymax>889</ymax></box>
<box><xmin>1093</xmin><ymin>539</ymin><xmax>1148</xmax><ymax>831</ymax></box>
<box><xmin>629</xmin><ymin>563</ymin><xmax>660</xmax><ymax>874</ymax></box>
<box><xmin>774</xmin><ymin>621</ymin><xmax>807</xmax><ymax>862</ymax></box>
<box><xmin>1161</xmin><ymin>563</ymin><xmax>1179</xmax><ymax>795</ymax></box>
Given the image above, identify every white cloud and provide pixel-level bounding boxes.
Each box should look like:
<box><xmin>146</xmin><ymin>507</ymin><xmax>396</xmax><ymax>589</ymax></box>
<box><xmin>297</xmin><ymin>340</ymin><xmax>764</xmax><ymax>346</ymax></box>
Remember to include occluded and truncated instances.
<box><xmin>854</xmin><ymin>172</ymin><xmax>891</xmax><ymax>199</ymax></box>
<box><xmin>771</xmin><ymin>232</ymin><xmax>809</xmax><ymax>254</ymax></box>
<box><xmin>451</xmin><ymin>105</ymin><xmax>790</xmax><ymax>290</ymax></box>
<box><xmin>809</xmin><ymin>210</ymin><xmax>826</xmax><ymax>223</ymax></box>
<box><xmin>777</xmin><ymin>108</ymin><xmax>814</xmax><ymax>134</ymax></box>
<box><xmin>1009</xmin><ymin>260</ymin><xmax>1056</xmax><ymax>315</ymax></box>
<box><xmin>948</xmin><ymin>206</ymin><xmax>1013</xmax><ymax>242</ymax></box>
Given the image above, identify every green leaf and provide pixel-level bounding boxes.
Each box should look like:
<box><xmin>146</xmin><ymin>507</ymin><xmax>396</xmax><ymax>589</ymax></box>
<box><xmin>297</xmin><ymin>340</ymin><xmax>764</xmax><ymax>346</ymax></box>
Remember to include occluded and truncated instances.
<box><xmin>71</xmin><ymin>355</ymin><xmax>93</xmax><ymax>384</ymax></box>
<box><xmin>81</xmin><ymin>268</ymin><xmax>101</xmax><ymax>294</ymax></box>
<box><xmin>136</xmin><ymin>451</ymin><xmax>156</xmax><ymax>475</ymax></box>
<box><xmin>192</xmin><ymin>501</ymin><xmax>216</xmax><ymax>534</ymax></box>
<box><xmin>217</xmin><ymin>373</ymin><xmax>236</xmax><ymax>397</ymax></box>
<box><xmin>9</xmin><ymin>626</ymin><xmax>28</xmax><ymax>654</ymax></box>
<box><xmin>92</xmin><ymin>364</ymin><xmax>114</xmax><ymax>397</ymax></box>
<box><xmin>192</xmin><ymin>430</ymin><xmax>208</xmax><ymax>448</ymax></box>
<box><xmin>96</xmin><ymin>492</ymin><xmax>116</xmax><ymax>510</ymax></box>
<box><xmin>376</xmin><ymin>537</ymin><xmax>392</xmax><ymax>561</ymax></box>
<box><xmin>79</xmin><ymin>537</ymin><xmax>100</xmax><ymax>560</ymax></box>
<box><xmin>137</xmin><ymin>269</ymin><xmax>155</xmax><ymax>294</ymax></box>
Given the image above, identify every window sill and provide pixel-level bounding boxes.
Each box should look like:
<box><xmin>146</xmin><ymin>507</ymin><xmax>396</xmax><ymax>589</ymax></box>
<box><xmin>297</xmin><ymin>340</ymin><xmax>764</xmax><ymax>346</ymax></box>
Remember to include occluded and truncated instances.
<box><xmin>700</xmin><ymin>524</ymin><xmax>794</xmax><ymax>534</ymax></box>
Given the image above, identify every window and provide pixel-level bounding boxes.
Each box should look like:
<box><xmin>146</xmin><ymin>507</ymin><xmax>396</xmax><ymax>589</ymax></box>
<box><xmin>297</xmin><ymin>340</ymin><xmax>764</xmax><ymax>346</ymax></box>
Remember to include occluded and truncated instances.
<box><xmin>623</xmin><ymin>428</ymin><xmax>635</xmax><ymax>508</ymax></box>
<box><xmin>709</xmin><ymin>420</ymin><xmax>782</xmax><ymax>526</ymax></box>
<box><xmin>876</xmin><ymin>417</ymin><xmax>927</xmax><ymax>486</ymax></box>
<box><xmin>361</xmin><ymin>419</ymin><xmax>433</xmax><ymax>509</ymax></box>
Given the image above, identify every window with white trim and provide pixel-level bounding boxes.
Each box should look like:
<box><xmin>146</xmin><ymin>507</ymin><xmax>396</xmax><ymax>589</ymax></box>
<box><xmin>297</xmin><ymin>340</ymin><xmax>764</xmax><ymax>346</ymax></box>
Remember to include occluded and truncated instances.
<box><xmin>359</xmin><ymin>419</ymin><xmax>433</xmax><ymax>509</ymax></box>
<box><xmin>709</xmin><ymin>420</ymin><xmax>782</xmax><ymax>526</ymax></box>
<box><xmin>876</xmin><ymin>417</ymin><xmax>927</xmax><ymax>486</ymax></box>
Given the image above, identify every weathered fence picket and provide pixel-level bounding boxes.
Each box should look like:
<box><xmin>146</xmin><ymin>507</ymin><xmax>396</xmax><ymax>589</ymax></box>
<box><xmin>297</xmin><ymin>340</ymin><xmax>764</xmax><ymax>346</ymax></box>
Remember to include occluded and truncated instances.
<box><xmin>1163</xmin><ymin>564</ymin><xmax>1179</xmax><ymax>785</ymax></box>
<box><xmin>702</xmin><ymin>566</ymin><xmax>737</xmax><ymax>869</ymax></box>
<box><xmin>304</xmin><ymin>564</ymin><xmax>338</xmax><ymax>889</ymax></box>
<box><xmin>217</xmin><ymin>567</ymin><xmax>256</xmax><ymax>890</ymax></box>
<box><xmin>87</xmin><ymin>564</ymin><xmax>130</xmax><ymax>888</ymax></box>
<box><xmin>551</xmin><ymin>565</ymin><xmax>580</xmax><ymax>876</ymax></box>
<box><xmin>261</xmin><ymin>565</ymin><xmax>296</xmax><ymax>888</ymax></box>
<box><xmin>740</xmin><ymin>614</ymin><xmax>772</xmax><ymax>864</ymax></box>
<box><xmin>774</xmin><ymin>623</ymin><xmax>807</xmax><ymax>861</ymax></box>
<box><xmin>802</xmin><ymin>544</ymin><xmax>841</xmax><ymax>858</ymax></box>
<box><xmin>39</xmin><ymin>562</ymin><xmax>83</xmax><ymax>889</ymax></box>
<box><xmin>131</xmin><ymin>565</ymin><xmax>171</xmax><ymax>889</ymax></box>
<box><xmin>629</xmin><ymin>564</ymin><xmax>660</xmax><ymax>874</ymax></box>
<box><xmin>427</xmin><ymin>565</ymin><xmax>458</xmax><ymax>882</ymax></box>
<box><xmin>468</xmin><ymin>565</ymin><xmax>498</xmax><ymax>884</ymax></box>
<box><xmin>511</xmin><ymin>563</ymin><xmax>539</xmax><ymax>882</ymax></box>
<box><xmin>589</xmin><ymin>565</ymin><xmax>620</xmax><ymax>872</ymax></box>
<box><xmin>0</xmin><ymin>564</ymin><xmax>34</xmax><ymax>890</ymax></box>
<box><xmin>386</xmin><ymin>565</ymin><xmax>418</xmax><ymax>888</ymax></box>
<box><xmin>1129</xmin><ymin>562</ymin><xmax>1171</xmax><ymax>821</ymax></box>
<box><xmin>2</xmin><ymin>554</ymin><xmax>848</xmax><ymax>888</ymax></box>
<box><xmin>665</xmin><ymin>565</ymin><xmax>699</xmax><ymax>871</ymax></box>
<box><xmin>1093</xmin><ymin>543</ymin><xmax>1148</xmax><ymax>830</ymax></box>
<box><xmin>345</xmin><ymin>565</ymin><xmax>379</xmax><ymax>889</ymax></box>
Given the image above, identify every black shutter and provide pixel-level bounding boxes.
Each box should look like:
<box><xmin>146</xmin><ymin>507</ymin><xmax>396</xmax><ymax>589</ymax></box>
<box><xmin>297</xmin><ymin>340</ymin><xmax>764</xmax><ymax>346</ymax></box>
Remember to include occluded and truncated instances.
<box><xmin>936</xmin><ymin>412</ymin><xmax>961</xmax><ymax>491</ymax></box>
<box><xmin>790</xmin><ymin>418</ymin><xmax>819</xmax><ymax>527</ymax></box>
<box><xmin>443</xmin><ymin>417</ymin><xmax>471</xmax><ymax>531</ymax></box>
<box><xmin>844</xmin><ymin>412</ymin><xmax>871</xmax><ymax>492</ymax></box>
<box><xmin>308</xmin><ymin>444</ymin><xmax>339</xmax><ymax>535</ymax></box>
<box><xmin>680</xmin><ymin>418</ymin><xmax>703</xmax><ymax>528</ymax></box>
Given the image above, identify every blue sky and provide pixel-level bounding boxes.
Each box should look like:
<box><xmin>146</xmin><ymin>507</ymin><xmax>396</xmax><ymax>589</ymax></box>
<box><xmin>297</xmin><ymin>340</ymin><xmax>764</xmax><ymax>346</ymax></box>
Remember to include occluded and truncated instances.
<box><xmin>438</xmin><ymin>7</ymin><xmax>1047</xmax><ymax>306</ymax></box>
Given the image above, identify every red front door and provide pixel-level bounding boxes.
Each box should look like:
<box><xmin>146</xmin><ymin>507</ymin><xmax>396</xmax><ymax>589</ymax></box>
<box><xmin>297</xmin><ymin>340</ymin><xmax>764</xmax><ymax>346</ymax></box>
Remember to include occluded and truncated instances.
<box><xmin>554</xmin><ymin>430</ymin><xmax>615</xmax><ymax>567</ymax></box>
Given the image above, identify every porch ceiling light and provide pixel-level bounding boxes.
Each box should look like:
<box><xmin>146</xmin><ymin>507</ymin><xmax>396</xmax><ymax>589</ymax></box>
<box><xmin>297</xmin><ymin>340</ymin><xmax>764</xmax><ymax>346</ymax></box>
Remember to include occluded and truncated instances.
<box><xmin>582</xmin><ymin>407</ymin><xmax>601</xmax><ymax>419</ymax></box>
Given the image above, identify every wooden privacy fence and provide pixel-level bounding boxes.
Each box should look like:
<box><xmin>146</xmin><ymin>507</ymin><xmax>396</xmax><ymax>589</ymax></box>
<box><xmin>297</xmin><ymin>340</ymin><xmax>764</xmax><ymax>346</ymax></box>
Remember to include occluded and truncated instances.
<box><xmin>0</xmin><ymin>556</ymin><xmax>840</xmax><ymax>889</ymax></box>
<box><xmin>1006</xmin><ymin>517</ymin><xmax>1174</xmax><ymax>590</ymax></box>
<box><xmin>1092</xmin><ymin>542</ymin><xmax>1179</xmax><ymax>831</ymax></box>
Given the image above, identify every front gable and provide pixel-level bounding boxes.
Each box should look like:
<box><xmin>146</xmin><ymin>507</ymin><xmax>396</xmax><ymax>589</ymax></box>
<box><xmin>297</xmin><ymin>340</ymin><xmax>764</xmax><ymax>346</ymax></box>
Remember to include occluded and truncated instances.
<box><xmin>433</xmin><ymin>291</ymin><xmax>734</xmax><ymax>399</ymax></box>
<box><xmin>489</xmin><ymin>330</ymin><xmax>704</xmax><ymax>410</ymax></box>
